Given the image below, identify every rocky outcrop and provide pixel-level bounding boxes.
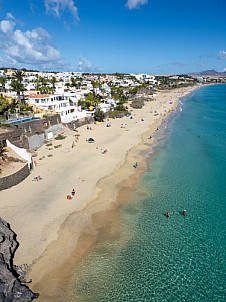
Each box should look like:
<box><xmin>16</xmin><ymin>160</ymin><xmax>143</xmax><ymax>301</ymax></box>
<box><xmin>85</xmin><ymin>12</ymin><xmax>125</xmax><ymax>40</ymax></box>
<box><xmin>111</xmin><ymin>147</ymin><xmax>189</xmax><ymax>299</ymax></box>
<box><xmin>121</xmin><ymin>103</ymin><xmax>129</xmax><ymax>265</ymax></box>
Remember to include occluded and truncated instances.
<box><xmin>0</xmin><ymin>217</ymin><xmax>38</xmax><ymax>301</ymax></box>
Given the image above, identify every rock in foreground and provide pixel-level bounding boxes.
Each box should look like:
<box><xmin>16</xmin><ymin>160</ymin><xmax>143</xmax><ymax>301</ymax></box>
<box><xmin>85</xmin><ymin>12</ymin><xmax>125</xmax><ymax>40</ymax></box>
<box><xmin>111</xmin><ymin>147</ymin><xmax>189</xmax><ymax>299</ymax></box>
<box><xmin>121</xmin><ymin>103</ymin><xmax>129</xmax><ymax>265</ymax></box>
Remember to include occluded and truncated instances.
<box><xmin>0</xmin><ymin>217</ymin><xmax>38</xmax><ymax>301</ymax></box>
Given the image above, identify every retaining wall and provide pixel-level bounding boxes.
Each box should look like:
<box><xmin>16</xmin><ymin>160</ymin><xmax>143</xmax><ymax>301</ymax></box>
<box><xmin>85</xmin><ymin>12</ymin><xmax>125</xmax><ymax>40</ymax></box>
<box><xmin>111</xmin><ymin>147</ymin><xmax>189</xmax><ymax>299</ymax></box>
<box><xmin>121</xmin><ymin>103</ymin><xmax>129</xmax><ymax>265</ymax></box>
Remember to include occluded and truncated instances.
<box><xmin>63</xmin><ymin>117</ymin><xmax>95</xmax><ymax>130</ymax></box>
<box><xmin>0</xmin><ymin>163</ymin><xmax>30</xmax><ymax>191</ymax></box>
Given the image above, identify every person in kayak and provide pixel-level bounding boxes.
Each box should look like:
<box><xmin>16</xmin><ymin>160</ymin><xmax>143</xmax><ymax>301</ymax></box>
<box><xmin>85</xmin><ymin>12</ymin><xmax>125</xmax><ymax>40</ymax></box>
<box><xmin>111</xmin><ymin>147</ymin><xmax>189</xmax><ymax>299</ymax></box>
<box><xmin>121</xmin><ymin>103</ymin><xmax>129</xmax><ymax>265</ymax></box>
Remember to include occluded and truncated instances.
<box><xmin>183</xmin><ymin>210</ymin><xmax>186</xmax><ymax>216</ymax></box>
<box><xmin>167</xmin><ymin>211</ymin><xmax>170</xmax><ymax>217</ymax></box>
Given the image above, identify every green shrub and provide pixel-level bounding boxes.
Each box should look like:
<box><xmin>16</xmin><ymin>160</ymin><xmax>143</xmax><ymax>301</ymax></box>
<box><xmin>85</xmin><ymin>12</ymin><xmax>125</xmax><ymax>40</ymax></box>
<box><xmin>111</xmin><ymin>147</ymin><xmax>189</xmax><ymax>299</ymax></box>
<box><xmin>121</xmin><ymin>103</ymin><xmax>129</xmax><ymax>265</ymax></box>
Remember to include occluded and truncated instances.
<box><xmin>109</xmin><ymin>111</ymin><xmax>117</xmax><ymax>118</ymax></box>
<box><xmin>131</xmin><ymin>99</ymin><xmax>144</xmax><ymax>109</ymax></box>
<box><xmin>55</xmin><ymin>134</ymin><xmax>66</xmax><ymax>140</ymax></box>
<box><xmin>109</xmin><ymin>109</ymin><xmax>129</xmax><ymax>119</ymax></box>
<box><xmin>54</xmin><ymin>144</ymin><xmax>62</xmax><ymax>148</ymax></box>
<box><xmin>94</xmin><ymin>108</ymin><xmax>105</xmax><ymax>122</ymax></box>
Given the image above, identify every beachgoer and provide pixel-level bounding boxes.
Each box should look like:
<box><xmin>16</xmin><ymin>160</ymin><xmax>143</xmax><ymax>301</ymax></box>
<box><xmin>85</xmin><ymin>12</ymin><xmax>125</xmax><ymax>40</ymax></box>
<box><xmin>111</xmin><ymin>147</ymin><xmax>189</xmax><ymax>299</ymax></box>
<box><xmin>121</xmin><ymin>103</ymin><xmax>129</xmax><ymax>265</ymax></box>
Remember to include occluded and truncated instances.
<box><xmin>34</xmin><ymin>161</ymin><xmax>37</xmax><ymax>167</ymax></box>
<box><xmin>183</xmin><ymin>210</ymin><xmax>186</xmax><ymax>216</ymax></box>
<box><xmin>78</xmin><ymin>178</ymin><xmax>85</xmax><ymax>181</ymax></box>
<box><xmin>133</xmin><ymin>162</ymin><xmax>138</xmax><ymax>168</ymax></box>
<box><xmin>72</xmin><ymin>189</ymin><xmax>76</xmax><ymax>196</ymax></box>
<box><xmin>167</xmin><ymin>211</ymin><xmax>170</xmax><ymax>217</ymax></box>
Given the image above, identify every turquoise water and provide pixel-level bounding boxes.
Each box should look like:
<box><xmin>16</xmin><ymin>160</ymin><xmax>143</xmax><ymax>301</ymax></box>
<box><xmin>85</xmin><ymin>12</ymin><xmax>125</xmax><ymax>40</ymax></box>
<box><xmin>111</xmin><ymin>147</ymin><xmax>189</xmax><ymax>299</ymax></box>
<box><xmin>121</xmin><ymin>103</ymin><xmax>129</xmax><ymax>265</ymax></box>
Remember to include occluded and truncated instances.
<box><xmin>71</xmin><ymin>85</ymin><xmax>226</xmax><ymax>302</ymax></box>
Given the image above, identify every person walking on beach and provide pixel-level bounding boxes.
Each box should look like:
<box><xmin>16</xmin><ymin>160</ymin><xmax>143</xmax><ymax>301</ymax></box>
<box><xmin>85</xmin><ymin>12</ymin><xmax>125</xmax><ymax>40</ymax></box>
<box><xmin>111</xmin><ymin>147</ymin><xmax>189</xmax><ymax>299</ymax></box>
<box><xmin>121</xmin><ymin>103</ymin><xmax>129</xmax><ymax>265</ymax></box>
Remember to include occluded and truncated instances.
<box><xmin>133</xmin><ymin>162</ymin><xmax>138</xmax><ymax>168</ymax></box>
<box><xmin>72</xmin><ymin>189</ymin><xmax>76</xmax><ymax>197</ymax></box>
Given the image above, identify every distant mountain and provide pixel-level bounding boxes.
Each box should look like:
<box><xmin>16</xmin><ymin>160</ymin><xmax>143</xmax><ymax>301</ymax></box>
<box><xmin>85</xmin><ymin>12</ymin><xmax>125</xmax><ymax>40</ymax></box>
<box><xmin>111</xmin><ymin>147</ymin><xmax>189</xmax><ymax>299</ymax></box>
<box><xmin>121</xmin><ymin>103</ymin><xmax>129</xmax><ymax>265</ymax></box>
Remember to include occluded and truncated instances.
<box><xmin>189</xmin><ymin>69</ymin><xmax>226</xmax><ymax>76</ymax></box>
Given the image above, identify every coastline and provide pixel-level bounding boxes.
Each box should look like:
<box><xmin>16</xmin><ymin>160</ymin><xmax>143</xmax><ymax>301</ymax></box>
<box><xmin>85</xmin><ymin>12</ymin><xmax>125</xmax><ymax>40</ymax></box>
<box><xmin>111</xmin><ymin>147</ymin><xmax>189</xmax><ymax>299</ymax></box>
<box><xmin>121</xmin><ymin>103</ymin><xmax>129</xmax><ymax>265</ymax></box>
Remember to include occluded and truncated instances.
<box><xmin>0</xmin><ymin>85</ymin><xmax>200</xmax><ymax>300</ymax></box>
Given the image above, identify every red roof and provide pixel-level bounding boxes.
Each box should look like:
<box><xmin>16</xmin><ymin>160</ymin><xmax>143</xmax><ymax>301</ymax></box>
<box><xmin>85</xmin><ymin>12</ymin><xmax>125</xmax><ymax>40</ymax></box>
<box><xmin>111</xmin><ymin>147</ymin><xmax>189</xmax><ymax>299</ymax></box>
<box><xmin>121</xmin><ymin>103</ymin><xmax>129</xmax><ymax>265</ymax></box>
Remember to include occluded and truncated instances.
<box><xmin>27</xmin><ymin>94</ymin><xmax>60</xmax><ymax>98</ymax></box>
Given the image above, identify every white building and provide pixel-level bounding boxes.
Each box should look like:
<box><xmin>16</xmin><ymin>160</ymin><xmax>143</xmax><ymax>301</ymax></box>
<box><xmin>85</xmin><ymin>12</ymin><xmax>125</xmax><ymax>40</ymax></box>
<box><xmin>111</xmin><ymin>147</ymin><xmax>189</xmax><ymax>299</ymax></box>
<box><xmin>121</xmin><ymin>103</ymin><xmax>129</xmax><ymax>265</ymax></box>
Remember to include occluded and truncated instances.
<box><xmin>25</xmin><ymin>93</ymin><xmax>86</xmax><ymax>123</ymax></box>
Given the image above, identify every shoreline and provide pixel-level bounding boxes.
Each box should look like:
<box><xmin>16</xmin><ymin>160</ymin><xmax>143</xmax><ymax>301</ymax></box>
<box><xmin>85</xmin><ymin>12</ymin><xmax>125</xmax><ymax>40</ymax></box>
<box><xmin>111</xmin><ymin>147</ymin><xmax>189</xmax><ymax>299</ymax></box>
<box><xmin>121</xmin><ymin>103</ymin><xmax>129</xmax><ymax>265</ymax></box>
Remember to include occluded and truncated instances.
<box><xmin>0</xmin><ymin>85</ymin><xmax>200</xmax><ymax>300</ymax></box>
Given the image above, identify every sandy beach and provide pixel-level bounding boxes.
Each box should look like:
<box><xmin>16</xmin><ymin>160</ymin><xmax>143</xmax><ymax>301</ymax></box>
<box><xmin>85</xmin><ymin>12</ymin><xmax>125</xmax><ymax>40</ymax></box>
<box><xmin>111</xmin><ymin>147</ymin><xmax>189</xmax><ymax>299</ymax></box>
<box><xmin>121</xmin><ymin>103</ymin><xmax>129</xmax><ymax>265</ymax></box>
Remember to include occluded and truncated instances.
<box><xmin>0</xmin><ymin>86</ymin><xmax>198</xmax><ymax>300</ymax></box>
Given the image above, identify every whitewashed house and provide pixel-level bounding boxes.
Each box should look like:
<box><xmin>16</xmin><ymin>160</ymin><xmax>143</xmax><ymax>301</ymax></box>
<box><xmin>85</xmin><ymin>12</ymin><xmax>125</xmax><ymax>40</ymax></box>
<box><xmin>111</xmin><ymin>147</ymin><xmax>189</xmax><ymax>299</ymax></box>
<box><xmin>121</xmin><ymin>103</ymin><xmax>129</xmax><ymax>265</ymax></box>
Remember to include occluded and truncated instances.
<box><xmin>25</xmin><ymin>93</ymin><xmax>86</xmax><ymax>123</ymax></box>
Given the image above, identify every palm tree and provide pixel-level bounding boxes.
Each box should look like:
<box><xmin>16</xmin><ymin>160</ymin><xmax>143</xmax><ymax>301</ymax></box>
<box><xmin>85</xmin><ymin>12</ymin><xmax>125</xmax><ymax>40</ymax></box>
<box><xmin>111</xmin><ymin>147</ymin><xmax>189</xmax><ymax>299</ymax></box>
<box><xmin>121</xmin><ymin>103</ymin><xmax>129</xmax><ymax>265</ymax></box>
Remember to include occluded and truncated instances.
<box><xmin>37</xmin><ymin>77</ymin><xmax>50</xmax><ymax>94</ymax></box>
<box><xmin>0</xmin><ymin>76</ymin><xmax>7</xmax><ymax>92</ymax></box>
<box><xmin>91</xmin><ymin>80</ymin><xmax>99</xmax><ymax>97</ymax></box>
<box><xmin>50</xmin><ymin>76</ymin><xmax>57</xmax><ymax>90</ymax></box>
<box><xmin>0</xmin><ymin>94</ymin><xmax>10</xmax><ymax>115</ymax></box>
<box><xmin>10</xmin><ymin>70</ymin><xmax>26</xmax><ymax>113</ymax></box>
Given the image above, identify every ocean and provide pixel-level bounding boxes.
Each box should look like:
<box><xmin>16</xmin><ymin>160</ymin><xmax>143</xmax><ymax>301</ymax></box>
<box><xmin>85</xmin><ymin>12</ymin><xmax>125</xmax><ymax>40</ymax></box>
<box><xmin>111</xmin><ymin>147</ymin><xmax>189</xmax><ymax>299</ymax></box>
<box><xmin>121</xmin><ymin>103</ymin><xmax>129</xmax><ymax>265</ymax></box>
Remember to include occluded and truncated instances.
<box><xmin>70</xmin><ymin>84</ymin><xmax>226</xmax><ymax>302</ymax></box>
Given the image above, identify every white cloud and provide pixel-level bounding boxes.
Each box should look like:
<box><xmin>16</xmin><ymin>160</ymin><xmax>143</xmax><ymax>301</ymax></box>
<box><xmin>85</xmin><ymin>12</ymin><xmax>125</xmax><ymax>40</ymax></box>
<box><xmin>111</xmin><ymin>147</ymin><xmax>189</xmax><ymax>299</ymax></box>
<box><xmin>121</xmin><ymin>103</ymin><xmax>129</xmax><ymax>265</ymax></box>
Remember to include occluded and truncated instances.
<box><xmin>75</xmin><ymin>55</ymin><xmax>103</xmax><ymax>72</ymax></box>
<box><xmin>217</xmin><ymin>51</ymin><xmax>226</xmax><ymax>59</ymax></box>
<box><xmin>0</xmin><ymin>14</ymin><xmax>65</xmax><ymax>70</ymax></box>
<box><xmin>126</xmin><ymin>0</ymin><xmax>148</xmax><ymax>10</ymax></box>
<box><xmin>76</xmin><ymin>55</ymin><xmax>92</xmax><ymax>71</ymax></box>
<box><xmin>44</xmin><ymin>0</ymin><xmax>79</xmax><ymax>22</ymax></box>
<box><xmin>64</xmin><ymin>21</ymin><xmax>70</xmax><ymax>31</ymax></box>
<box><xmin>6</xmin><ymin>13</ymin><xmax>14</xmax><ymax>20</ymax></box>
<box><xmin>0</xmin><ymin>19</ymin><xmax>15</xmax><ymax>33</ymax></box>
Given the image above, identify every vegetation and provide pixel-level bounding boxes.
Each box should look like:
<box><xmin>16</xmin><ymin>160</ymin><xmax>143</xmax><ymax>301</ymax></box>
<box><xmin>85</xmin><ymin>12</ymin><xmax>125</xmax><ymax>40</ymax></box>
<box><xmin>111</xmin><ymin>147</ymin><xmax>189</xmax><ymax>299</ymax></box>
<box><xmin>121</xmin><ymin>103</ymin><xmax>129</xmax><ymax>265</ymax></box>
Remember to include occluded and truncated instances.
<box><xmin>0</xmin><ymin>95</ymin><xmax>11</xmax><ymax>115</ymax></box>
<box><xmin>10</xmin><ymin>70</ymin><xmax>26</xmax><ymax>113</ymax></box>
<box><xmin>54</xmin><ymin>134</ymin><xmax>66</xmax><ymax>140</ymax></box>
<box><xmin>78</xmin><ymin>92</ymin><xmax>100</xmax><ymax>110</ymax></box>
<box><xmin>36</xmin><ymin>76</ymin><xmax>54</xmax><ymax>94</ymax></box>
<box><xmin>94</xmin><ymin>108</ymin><xmax>105</xmax><ymax>122</ymax></box>
<box><xmin>54</xmin><ymin>144</ymin><xmax>62</xmax><ymax>148</ymax></box>
<box><xmin>131</xmin><ymin>99</ymin><xmax>144</xmax><ymax>109</ymax></box>
<box><xmin>0</xmin><ymin>123</ymin><xmax>15</xmax><ymax>128</ymax></box>
<box><xmin>0</xmin><ymin>76</ymin><xmax>7</xmax><ymax>92</ymax></box>
<box><xmin>129</xmin><ymin>86</ymin><xmax>139</xmax><ymax>95</ymax></box>
<box><xmin>50</xmin><ymin>76</ymin><xmax>57</xmax><ymax>89</ymax></box>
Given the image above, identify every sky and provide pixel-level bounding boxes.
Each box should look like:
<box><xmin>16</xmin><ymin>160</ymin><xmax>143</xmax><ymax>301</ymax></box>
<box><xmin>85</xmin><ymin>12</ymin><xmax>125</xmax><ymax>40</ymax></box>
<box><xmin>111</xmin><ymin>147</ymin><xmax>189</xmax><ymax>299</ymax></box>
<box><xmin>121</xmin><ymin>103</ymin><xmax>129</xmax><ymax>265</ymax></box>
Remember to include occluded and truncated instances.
<box><xmin>0</xmin><ymin>0</ymin><xmax>225</xmax><ymax>74</ymax></box>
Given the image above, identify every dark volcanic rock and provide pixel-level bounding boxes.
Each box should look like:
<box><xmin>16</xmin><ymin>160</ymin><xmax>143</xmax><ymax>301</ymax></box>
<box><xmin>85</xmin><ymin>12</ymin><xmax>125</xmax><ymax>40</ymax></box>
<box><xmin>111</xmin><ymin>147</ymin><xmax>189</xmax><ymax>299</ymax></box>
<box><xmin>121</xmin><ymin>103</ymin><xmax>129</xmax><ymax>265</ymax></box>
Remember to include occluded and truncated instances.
<box><xmin>0</xmin><ymin>217</ymin><xmax>38</xmax><ymax>301</ymax></box>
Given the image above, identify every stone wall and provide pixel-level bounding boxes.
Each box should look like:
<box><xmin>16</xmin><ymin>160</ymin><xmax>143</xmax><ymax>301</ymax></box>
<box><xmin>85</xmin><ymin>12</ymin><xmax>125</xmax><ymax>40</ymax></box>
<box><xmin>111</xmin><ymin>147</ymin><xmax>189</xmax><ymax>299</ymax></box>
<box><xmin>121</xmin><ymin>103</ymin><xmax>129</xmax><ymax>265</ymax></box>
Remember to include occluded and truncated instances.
<box><xmin>0</xmin><ymin>163</ymin><xmax>30</xmax><ymax>191</ymax></box>
<box><xmin>0</xmin><ymin>114</ymin><xmax>61</xmax><ymax>151</ymax></box>
<box><xmin>0</xmin><ymin>128</ymin><xmax>28</xmax><ymax>149</ymax></box>
<box><xmin>63</xmin><ymin>117</ymin><xmax>94</xmax><ymax>130</ymax></box>
<box><xmin>15</xmin><ymin>114</ymin><xmax>61</xmax><ymax>137</ymax></box>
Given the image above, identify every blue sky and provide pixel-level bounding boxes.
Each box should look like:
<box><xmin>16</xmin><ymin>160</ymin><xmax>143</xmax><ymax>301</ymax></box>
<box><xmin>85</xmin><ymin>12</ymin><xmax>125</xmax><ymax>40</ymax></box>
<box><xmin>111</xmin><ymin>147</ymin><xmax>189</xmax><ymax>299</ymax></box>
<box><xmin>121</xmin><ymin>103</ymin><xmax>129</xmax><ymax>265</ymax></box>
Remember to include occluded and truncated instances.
<box><xmin>0</xmin><ymin>0</ymin><xmax>225</xmax><ymax>74</ymax></box>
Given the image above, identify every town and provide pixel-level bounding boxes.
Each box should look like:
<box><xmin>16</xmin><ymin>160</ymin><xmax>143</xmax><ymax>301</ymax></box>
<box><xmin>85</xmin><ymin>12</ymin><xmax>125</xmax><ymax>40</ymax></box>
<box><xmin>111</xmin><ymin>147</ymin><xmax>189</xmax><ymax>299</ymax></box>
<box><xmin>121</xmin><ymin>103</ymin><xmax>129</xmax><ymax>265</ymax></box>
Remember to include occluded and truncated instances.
<box><xmin>1</xmin><ymin>68</ymin><xmax>225</xmax><ymax>124</ymax></box>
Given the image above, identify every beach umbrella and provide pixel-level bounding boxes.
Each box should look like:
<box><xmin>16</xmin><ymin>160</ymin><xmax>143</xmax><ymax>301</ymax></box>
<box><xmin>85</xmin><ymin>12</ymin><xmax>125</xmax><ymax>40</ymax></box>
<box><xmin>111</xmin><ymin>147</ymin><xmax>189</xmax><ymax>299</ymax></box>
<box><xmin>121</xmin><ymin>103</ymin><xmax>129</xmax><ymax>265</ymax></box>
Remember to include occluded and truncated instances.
<box><xmin>88</xmin><ymin>138</ymin><xmax>95</xmax><ymax>143</ymax></box>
